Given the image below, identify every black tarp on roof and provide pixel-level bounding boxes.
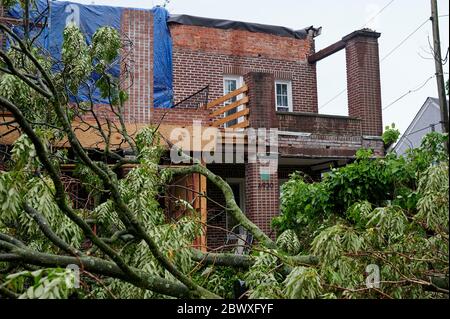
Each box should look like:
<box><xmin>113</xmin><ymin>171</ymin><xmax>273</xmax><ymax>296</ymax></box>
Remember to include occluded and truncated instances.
<box><xmin>168</xmin><ymin>14</ymin><xmax>313</xmax><ymax>39</ymax></box>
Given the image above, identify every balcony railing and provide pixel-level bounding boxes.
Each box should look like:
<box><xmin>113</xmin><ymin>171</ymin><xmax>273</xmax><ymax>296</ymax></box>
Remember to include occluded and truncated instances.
<box><xmin>207</xmin><ymin>85</ymin><xmax>250</xmax><ymax>129</ymax></box>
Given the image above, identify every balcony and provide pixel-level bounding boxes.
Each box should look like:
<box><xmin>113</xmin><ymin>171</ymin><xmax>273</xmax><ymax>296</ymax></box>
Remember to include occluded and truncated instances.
<box><xmin>276</xmin><ymin>111</ymin><xmax>362</xmax><ymax>136</ymax></box>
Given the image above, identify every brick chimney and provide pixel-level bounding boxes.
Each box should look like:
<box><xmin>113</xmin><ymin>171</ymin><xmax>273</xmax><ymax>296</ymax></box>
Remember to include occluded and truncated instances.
<box><xmin>343</xmin><ymin>29</ymin><xmax>383</xmax><ymax>136</ymax></box>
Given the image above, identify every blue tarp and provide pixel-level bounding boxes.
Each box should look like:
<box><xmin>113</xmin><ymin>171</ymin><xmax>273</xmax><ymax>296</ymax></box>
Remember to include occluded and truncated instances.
<box><xmin>7</xmin><ymin>1</ymin><xmax>173</xmax><ymax>108</ymax></box>
<box><xmin>152</xmin><ymin>6</ymin><xmax>173</xmax><ymax>108</ymax></box>
<box><xmin>7</xmin><ymin>0</ymin><xmax>49</xmax><ymax>49</ymax></box>
<box><xmin>49</xmin><ymin>1</ymin><xmax>122</xmax><ymax>103</ymax></box>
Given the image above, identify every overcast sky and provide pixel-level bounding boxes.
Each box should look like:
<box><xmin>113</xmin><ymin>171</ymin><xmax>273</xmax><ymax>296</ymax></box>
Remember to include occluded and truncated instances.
<box><xmin>68</xmin><ymin>0</ymin><xmax>449</xmax><ymax>134</ymax></box>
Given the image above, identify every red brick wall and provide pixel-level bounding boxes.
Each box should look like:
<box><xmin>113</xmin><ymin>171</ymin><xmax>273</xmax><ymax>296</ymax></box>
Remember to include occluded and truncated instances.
<box><xmin>245</xmin><ymin>160</ymin><xmax>279</xmax><ymax>240</ymax></box>
<box><xmin>171</xmin><ymin>25</ymin><xmax>312</xmax><ymax>61</ymax></box>
<box><xmin>151</xmin><ymin>107</ymin><xmax>211</xmax><ymax>126</ymax></box>
<box><xmin>344</xmin><ymin>30</ymin><xmax>383</xmax><ymax>136</ymax></box>
<box><xmin>277</xmin><ymin>112</ymin><xmax>362</xmax><ymax>135</ymax></box>
<box><xmin>277</xmin><ymin>134</ymin><xmax>384</xmax><ymax>158</ymax></box>
<box><xmin>169</xmin><ymin>24</ymin><xmax>318</xmax><ymax>114</ymax></box>
<box><xmin>245</xmin><ymin>72</ymin><xmax>278</xmax><ymax>128</ymax></box>
<box><xmin>362</xmin><ymin>137</ymin><xmax>385</xmax><ymax>157</ymax></box>
<box><xmin>121</xmin><ymin>9</ymin><xmax>153</xmax><ymax>124</ymax></box>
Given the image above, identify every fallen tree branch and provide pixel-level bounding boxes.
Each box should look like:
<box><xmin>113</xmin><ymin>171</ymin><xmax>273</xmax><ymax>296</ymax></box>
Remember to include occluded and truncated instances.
<box><xmin>23</xmin><ymin>202</ymin><xmax>82</xmax><ymax>257</ymax></box>
<box><xmin>164</xmin><ymin>164</ymin><xmax>276</xmax><ymax>249</ymax></box>
<box><xmin>191</xmin><ymin>249</ymin><xmax>255</xmax><ymax>269</ymax></box>
<box><xmin>0</xmin><ymin>285</ymin><xmax>19</xmax><ymax>299</ymax></box>
<box><xmin>0</xmin><ymin>249</ymin><xmax>193</xmax><ymax>299</ymax></box>
<box><xmin>190</xmin><ymin>248</ymin><xmax>319</xmax><ymax>275</ymax></box>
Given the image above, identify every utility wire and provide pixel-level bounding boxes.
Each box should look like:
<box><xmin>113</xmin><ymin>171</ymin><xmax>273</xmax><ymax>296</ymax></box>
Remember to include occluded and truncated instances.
<box><xmin>319</xmin><ymin>0</ymin><xmax>396</xmax><ymax>110</ymax></box>
<box><xmin>318</xmin><ymin>88</ymin><xmax>347</xmax><ymax>110</ymax></box>
<box><xmin>361</xmin><ymin>0</ymin><xmax>395</xmax><ymax>29</ymax></box>
<box><xmin>382</xmin><ymin>75</ymin><xmax>436</xmax><ymax>111</ymax></box>
<box><xmin>380</xmin><ymin>14</ymin><xmax>449</xmax><ymax>112</ymax></box>
<box><xmin>405</xmin><ymin>121</ymin><xmax>442</xmax><ymax>137</ymax></box>
<box><xmin>381</xmin><ymin>18</ymin><xmax>430</xmax><ymax>62</ymax></box>
<box><xmin>319</xmin><ymin>17</ymin><xmax>430</xmax><ymax>110</ymax></box>
<box><xmin>397</xmin><ymin>122</ymin><xmax>441</xmax><ymax>149</ymax></box>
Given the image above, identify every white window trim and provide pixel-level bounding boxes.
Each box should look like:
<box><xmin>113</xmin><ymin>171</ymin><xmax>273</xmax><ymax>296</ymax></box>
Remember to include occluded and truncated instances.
<box><xmin>223</xmin><ymin>75</ymin><xmax>245</xmax><ymax>126</ymax></box>
<box><xmin>275</xmin><ymin>80</ymin><xmax>293</xmax><ymax>112</ymax></box>
<box><xmin>225</xmin><ymin>178</ymin><xmax>246</xmax><ymax>240</ymax></box>
<box><xmin>223</xmin><ymin>75</ymin><xmax>243</xmax><ymax>89</ymax></box>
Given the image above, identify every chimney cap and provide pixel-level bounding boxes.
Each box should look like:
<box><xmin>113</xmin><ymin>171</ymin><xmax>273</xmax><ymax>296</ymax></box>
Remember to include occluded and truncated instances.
<box><xmin>342</xmin><ymin>29</ymin><xmax>381</xmax><ymax>42</ymax></box>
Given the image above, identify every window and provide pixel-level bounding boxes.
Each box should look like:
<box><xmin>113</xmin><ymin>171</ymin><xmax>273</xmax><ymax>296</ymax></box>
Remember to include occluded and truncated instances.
<box><xmin>223</xmin><ymin>75</ymin><xmax>244</xmax><ymax>127</ymax></box>
<box><xmin>275</xmin><ymin>80</ymin><xmax>293</xmax><ymax>112</ymax></box>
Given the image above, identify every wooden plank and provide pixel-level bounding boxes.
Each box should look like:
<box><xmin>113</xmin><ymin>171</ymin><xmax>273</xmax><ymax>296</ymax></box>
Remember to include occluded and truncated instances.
<box><xmin>209</xmin><ymin>96</ymin><xmax>249</xmax><ymax>117</ymax></box>
<box><xmin>187</xmin><ymin>175</ymin><xmax>194</xmax><ymax>203</ymax></box>
<box><xmin>192</xmin><ymin>173</ymin><xmax>199</xmax><ymax>209</ymax></box>
<box><xmin>308</xmin><ymin>40</ymin><xmax>346</xmax><ymax>64</ymax></box>
<box><xmin>227</xmin><ymin>120</ymin><xmax>250</xmax><ymax>129</ymax></box>
<box><xmin>206</xmin><ymin>85</ymin><xmax>248</xmax><ymax>109</ymax></box>
<box><xmin>199</xmin><ymin>172</ymin><xmax>207</xmax><ymax>252</ymax></box>
<box><xmin>212</xmin><ymin>108</ymin><xmax>250</xmax><ymax>127</ymax></box>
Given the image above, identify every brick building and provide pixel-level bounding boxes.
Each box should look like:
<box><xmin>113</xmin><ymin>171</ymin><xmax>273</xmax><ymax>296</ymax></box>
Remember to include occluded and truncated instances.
<box><xmin>0</xmin><ymin>4</ymin><xmax>385</xmax><ymax>251</ymax></box>
<box><xmin>157</xmin><ymin>13</ymin><xmax>384</xmax><ymax>250</ymax></box>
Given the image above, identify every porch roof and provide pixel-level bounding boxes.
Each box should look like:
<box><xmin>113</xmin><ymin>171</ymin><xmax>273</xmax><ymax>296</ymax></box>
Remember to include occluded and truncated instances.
<box><xmin>0</xmin><ymin>116</ymin><xmax>219</xmax><ymax>152</ymax></box>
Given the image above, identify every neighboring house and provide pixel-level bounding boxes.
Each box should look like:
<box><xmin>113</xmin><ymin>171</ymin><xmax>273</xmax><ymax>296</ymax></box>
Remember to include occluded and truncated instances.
<box><xmin>0</xmin><ymin>2</ymin><xmax>385</xmax><ymax>250</ymax></box>
<box><xmin>393</xmin><ymin>97</ymin><xmax>448</xmax><ymax>156</ymax></box>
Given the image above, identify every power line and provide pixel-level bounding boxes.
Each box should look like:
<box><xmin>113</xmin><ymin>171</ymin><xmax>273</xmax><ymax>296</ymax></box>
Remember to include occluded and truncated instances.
<box><xmin>319</xmin><ymin>18</ymin><xmax>431</xmax><ymax>110</ymax></box>
<box><xmin>380</xmin><ymin>16</ymin><xmax>447</xmax><ymax>112</ymax></box>
<box><xmin>382</xmin><ymin>75</ymin><xmax>436</xmax><ymax>111</ymax></box>
<box><xmin>405</xmin><ymin>121</ymin><xmax>442</xmax><ymax>137</ymax></box>
<box><xmin>318</xmin><ymin>0</ymin><xmax>397</xmax><ymax>110</ymax></box>
<box><xmin>318</xmin><ymin>88</ymin><xmax>347</xmax><ymax>110</ymax></box>
<box><xmin>381</xmin><ymin>18</ymin><xmax>430</xmax><ymax>62</ymax></box>
<box><xmin>361</xmin><ymin>0</ymin><xmax>395</xmax><ymax>29</ymax></box>
<box><xmin>397</xmin><ymin>122</ymin><xmax>441</xmax><ymax>149</ymax></box>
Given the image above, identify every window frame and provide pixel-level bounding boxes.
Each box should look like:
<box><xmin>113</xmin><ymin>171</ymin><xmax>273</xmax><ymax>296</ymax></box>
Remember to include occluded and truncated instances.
<box><xmin>223</xmin><ymin>75</ymin><xmax>244</xmax><ymax>127</ymax></box>
<box><xmin>275</xmin><ymin>80</ymin><xmax>293</xmax><ymax>112</ymax></box>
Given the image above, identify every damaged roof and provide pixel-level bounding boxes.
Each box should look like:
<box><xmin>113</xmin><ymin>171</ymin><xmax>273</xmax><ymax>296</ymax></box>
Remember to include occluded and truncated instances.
<box><xmin>168</xmin><ymin>14</ymin><xmax>319</xmax><ymax>39</ymax></box>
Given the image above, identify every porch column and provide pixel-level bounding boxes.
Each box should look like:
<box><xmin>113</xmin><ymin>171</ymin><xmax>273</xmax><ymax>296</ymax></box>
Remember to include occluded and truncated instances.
<box><xmin>245</xmin><ymin>158</ymin><xmax>279</xmax><ymax>239</ymax></box>
<box><xmin>244</xmin><ymin>71</ymin><xmax>279</xmax><ymax>240</ymax></box>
